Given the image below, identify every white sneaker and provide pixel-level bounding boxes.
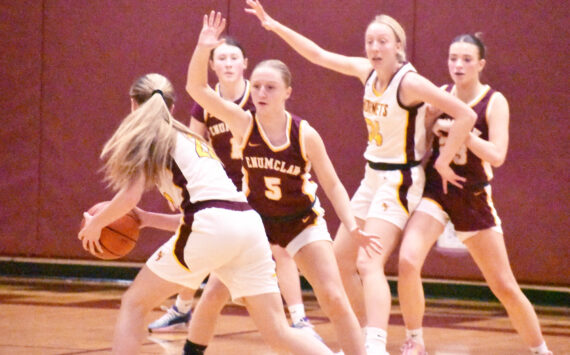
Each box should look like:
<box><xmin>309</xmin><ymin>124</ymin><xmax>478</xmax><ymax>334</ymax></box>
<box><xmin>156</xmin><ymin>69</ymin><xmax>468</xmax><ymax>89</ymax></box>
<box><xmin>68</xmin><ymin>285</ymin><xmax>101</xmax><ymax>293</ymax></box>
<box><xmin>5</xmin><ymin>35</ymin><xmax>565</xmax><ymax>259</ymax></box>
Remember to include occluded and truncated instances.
<box><xmin>148</xmin><ymin>305</ymin><xmax>191</xmax><ymax>332</ymax></box>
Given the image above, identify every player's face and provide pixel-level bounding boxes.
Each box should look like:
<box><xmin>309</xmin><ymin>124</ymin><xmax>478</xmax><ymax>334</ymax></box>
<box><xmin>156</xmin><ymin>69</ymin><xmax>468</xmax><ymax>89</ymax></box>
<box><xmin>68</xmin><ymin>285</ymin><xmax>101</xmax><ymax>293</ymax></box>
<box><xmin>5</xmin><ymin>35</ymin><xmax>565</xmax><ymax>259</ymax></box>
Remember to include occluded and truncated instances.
<box><xmin>250</xmin><ymin>67</ymin><xmax>291</xmax><ymax>113</ymax></box>
<box><xmin>365</xmin><ymin>22</ymin><xmax>401</xmax><ymax>69</ymax></box>
<box><xmin>210</xmin><ymin>43</ymin><xmax>247</xmax><ymax>84</ymax></box>
<box><xmin>448</xmin><ymin>42</ymin><xmax>485</xmax><ymax>85</ymax></box>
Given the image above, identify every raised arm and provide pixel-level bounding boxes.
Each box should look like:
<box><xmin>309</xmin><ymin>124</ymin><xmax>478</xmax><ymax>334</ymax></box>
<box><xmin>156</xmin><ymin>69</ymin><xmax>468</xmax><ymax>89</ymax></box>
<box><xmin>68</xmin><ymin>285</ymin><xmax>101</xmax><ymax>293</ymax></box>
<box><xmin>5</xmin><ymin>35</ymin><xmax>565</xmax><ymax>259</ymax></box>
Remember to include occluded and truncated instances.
<box><xmin>186</xmin><ymin>11</ymin><xmax>251</xmax><ymax>142</ymax></box>
<box><xmin>245</xmin><ymin>0</ymin><xmax>372</xmax><ymax>83</ymax></box>
<box><xmin>302</xmin><ymin>123</ymin><xmax>382</xmax><ymax>255</ymax></box>
<box><xmin>400</xmin><ymin>73</ymin><xmax>477</xmax><ymax>192</ymax></box>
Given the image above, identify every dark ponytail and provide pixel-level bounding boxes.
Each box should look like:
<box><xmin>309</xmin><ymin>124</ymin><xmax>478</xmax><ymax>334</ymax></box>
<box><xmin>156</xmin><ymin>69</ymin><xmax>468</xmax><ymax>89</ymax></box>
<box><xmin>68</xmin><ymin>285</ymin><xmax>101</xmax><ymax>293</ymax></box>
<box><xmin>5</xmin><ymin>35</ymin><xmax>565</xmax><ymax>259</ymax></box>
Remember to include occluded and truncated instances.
<box><xmin>452</xmin><ymin>33</ymin><xmax>486</xmax><ymax>59</ymax></box>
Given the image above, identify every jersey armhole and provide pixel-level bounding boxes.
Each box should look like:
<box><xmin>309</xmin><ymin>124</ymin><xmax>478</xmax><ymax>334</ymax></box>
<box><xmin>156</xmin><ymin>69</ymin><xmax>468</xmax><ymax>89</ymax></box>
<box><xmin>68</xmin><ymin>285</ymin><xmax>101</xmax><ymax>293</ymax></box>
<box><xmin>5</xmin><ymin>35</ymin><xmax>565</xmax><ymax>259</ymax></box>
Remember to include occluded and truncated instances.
<box><xmin>396</xmin><ymin>71</ymin><xmax>425</xmax><ymax>110</ymax></box>
<box><xmin>485</xmin><ymin>91</ymin><xmax>501</xmax><ymax>124</ymax></box>
<box><xmin>364</xmin><ymin>69</ymin><xmax>375</xmax><ymax>85</ymax></box>
<box><xmin>298</xmin><ymin>120</ymin><xmax>310</xmax><ymax>163</ymax></box>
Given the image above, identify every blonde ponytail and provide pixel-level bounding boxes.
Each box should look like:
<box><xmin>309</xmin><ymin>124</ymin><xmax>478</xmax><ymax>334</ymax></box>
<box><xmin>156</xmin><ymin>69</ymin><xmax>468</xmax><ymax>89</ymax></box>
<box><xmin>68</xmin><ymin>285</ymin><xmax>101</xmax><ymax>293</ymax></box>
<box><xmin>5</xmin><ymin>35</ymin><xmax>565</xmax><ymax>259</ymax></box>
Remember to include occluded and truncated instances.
<box><xmin>100</xmin><ymin>73</ymin><xmax>203</xmax><ymax>191</ymax></box>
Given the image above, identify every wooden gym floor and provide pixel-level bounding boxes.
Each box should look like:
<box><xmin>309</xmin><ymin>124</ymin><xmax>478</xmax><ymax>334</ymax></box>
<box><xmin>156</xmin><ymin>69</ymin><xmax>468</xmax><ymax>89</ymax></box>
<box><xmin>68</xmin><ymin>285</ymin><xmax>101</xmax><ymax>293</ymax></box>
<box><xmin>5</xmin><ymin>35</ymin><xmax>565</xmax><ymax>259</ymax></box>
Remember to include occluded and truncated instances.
<box><xmin>0</xmin><ymin>278</ymin><xmax>568</xmax><ymax>355</ymax></box>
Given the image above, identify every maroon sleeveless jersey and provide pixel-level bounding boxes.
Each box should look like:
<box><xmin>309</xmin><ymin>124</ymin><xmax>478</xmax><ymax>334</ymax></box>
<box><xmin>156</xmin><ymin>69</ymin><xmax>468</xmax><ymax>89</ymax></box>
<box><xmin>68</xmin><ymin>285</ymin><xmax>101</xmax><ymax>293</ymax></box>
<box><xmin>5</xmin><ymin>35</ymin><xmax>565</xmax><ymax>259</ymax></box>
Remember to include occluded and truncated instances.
<box><xmin>191</xmin><ymin>80</ymin><xmax>255</xmax><ymax>190</ymax></box>
<box><xmin>242</xmin><ymin>112</ymin><xmax>319</xmax><ymax>246</ymax></box>
<box><xmin>426</xmin><ymin>84</ymin><xmax>496</xmax><ymax>188</ymax></box>
<box><xmin>423</xmin><ymin>85</ymin><xmax>501</xmax><ymax>232</ymax></box>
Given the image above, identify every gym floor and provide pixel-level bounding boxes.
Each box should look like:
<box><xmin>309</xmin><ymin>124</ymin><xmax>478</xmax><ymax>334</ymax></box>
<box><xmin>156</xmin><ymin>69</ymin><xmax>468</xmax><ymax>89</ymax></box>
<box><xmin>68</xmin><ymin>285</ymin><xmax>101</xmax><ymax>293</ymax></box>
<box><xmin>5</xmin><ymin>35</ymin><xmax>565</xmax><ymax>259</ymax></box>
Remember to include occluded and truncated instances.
<box><xmin>0</xmin><ymin>278</ymin><xmax>568</xmax><ymax>354</ymax></box>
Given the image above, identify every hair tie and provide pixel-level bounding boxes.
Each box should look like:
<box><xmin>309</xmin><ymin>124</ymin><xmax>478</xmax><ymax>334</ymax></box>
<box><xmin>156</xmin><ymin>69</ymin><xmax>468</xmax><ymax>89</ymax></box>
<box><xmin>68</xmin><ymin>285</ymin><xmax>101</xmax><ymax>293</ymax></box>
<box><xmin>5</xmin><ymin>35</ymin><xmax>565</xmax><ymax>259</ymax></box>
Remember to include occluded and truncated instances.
<box><xmin>151</xmin><ymin>89</ymin><xmax>164</xmax><ymax>97</ymax></box>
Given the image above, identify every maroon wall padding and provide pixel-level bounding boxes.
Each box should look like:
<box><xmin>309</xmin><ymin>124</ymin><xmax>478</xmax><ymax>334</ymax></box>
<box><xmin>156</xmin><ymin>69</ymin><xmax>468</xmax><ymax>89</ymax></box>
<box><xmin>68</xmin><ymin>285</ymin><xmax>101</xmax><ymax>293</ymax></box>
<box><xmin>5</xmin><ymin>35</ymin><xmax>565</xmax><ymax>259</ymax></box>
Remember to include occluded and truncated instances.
<box><xmin>1</xmin><ymin>1</ymin><xmax>568</xmax><ymax>285</ymax></box>
<box><xmin>411</xmin><ymin>0</ymin><xmax>570</xmax><ymax>283</ymax></box>
<box><xmin>35</xmin><ymin>0</ymin><xmax>229</xmax><ymax>259</ymax></box>
<box><xmin>0</xmin><ymin>1</ymin><xmax>43</xmax><ymax>255</ymax></box>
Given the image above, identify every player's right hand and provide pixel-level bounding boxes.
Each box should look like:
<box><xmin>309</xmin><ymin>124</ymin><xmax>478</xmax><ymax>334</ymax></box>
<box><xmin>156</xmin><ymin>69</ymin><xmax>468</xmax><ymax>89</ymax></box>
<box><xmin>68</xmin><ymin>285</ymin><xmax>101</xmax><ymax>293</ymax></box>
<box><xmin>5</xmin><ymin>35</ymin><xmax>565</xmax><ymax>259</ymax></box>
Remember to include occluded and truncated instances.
<box><xmin>434</xmin><ymin>158</ymin><xmax>465</xmax><ymax>194</ymax></box>
<box><xmin>198</xmin><ymin>11</ymin><xmax>226</xmax><ymax>50</ymax></box>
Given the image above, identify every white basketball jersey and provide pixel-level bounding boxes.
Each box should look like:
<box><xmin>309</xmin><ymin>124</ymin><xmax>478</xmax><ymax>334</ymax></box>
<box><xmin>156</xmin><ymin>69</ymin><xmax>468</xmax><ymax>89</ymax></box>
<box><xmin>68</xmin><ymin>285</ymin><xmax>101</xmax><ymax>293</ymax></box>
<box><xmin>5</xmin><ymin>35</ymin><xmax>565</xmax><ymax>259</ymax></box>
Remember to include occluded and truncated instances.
<box><xmin>157</xmin><ymin>132</ymin><xmax>246</xmax><ymax>210</ymax></box>
<box><xmin>362</xmin><ymin>63</ymin><xmax>427</xmax><ymax>164</ymax></box>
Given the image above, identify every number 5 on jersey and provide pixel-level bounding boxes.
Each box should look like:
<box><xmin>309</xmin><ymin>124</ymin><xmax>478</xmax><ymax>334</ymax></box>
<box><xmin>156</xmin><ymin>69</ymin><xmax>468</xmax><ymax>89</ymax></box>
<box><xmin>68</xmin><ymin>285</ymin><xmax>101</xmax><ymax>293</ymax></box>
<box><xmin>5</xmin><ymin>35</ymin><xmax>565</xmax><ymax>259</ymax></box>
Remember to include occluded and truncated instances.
<box><xmin>264</xmin><ymin>176</ymin><xmax>282</xmax><ymax>200</ymax></box>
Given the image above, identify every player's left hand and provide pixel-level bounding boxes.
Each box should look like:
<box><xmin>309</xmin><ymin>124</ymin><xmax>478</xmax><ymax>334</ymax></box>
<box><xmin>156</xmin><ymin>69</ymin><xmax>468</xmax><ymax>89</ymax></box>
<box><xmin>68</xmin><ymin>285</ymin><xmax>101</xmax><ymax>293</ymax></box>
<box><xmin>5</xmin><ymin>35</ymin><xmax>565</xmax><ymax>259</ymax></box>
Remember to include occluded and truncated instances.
<box><xmin>350</xmin><ymin>227</ymin><xmax>383</xmax><ymax>257</ymax></box>
<box><xmin>245</xmin><ymin>0</ymin><xmax>277</xmax><ymax>31</ymax></box>
<box><xmin>432</xmin><ymin>118</ymin><xmax>453</xmax><ymax>137</ymax></box>
<box><xmin>78</xmin><ymin>211</ymin><xmax>104</xmax><ymax>254</ymax></box>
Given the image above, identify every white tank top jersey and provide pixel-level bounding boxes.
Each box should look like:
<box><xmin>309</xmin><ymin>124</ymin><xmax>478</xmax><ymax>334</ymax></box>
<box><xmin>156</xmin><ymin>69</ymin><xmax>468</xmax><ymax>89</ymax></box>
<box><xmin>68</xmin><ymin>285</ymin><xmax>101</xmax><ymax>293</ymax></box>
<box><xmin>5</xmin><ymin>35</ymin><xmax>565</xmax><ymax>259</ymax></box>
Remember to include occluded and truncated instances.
<box><xmin>157</xmin><ymin>132</ymin><xmax>247</xmax><ymax>209</ymax></box>
<box><xmin>362</xmin><ymin>62</ymin><xmax>427</xmax><ymax>165</ymax></box>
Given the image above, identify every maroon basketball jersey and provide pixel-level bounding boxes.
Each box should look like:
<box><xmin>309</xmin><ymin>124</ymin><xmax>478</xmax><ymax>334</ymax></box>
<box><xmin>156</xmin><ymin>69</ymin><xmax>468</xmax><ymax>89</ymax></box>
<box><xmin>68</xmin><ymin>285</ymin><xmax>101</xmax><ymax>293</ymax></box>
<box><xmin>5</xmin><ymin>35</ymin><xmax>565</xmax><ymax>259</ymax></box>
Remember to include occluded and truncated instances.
<box><xmin>427</xmin><ymin>84</ymin><xmax>496</xmax><ymax>187</ymax></box>
<box><xmin>191</xmin><ymin>80</ymin><xmax>255</xmax><ymax>190</ymax></box>
<box><xmin>242</xmin><ymin>111</ymin><xmax>317</xmax><ymax>218</ymax></box>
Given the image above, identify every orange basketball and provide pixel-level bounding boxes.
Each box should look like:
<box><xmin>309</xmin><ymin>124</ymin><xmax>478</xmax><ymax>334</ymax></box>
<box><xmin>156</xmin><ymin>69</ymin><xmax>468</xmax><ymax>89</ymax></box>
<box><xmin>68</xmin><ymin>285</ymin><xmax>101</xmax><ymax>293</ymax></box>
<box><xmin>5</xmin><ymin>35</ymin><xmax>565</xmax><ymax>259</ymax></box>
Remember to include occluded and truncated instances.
<box><xmin>80</xmin><ymin>201</ymin><xmax>141</xmax><ymax>260</ymax></box>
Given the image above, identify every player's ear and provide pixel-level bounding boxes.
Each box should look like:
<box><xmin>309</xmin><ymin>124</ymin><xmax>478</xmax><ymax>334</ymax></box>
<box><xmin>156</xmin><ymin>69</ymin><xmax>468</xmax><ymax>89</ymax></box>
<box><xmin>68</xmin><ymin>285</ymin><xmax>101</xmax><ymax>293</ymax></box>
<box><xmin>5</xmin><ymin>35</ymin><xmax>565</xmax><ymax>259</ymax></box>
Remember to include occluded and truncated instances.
<box><xmin>130</xmin><ymin>98</ymin><xmax>138</xmax><ymax>112</ymax></box>
<box><xmin>478</xmin><ymin>58</ymin><xmax>486</xmax><ymax>72</ymax></box>
<box><xmin>169</xmin><ymin>104</ymin><xmax>175</xmax><ymax>114</ymax></box>
<box><xmin>244</xmin><ymin>57</ymin><xmax>248</xmax><ymax>70</ymax></box>
<box><xmin>395</xmin><ymin>41</ymin><xmax>402</xmax><ymax>55</ymax></box>
<box><xmin>285</xmin><ymin>86</ymin><xmax>292</xmax><ymax>100</ymax></box>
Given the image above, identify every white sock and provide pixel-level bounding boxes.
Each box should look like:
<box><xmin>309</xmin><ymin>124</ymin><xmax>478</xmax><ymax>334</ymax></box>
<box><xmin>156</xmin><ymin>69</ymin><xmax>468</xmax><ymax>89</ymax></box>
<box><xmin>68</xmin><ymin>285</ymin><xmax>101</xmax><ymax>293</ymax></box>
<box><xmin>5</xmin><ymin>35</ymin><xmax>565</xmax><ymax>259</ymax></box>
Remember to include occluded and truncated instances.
<box><xmin>365</xmin><ymin>327</ymin><xmax>387</xmax><ymax>353</ymax></box>
<box><xmin>405</xmin><ymin>327</ymin><xmax>424</xmax><ymax>346</ymax></box>
<box><xmin>288</xmin><ymin>303</ymin><xmax>306</xmax><ymax>324</ymax></box>
<box><xmin>174</xmin><ymin>294</ymin><xmax>193</xmax><ymax>313</ymax></box>
<box><xmin>530</xmin><ymin>341</ymin><xmax>549</xmax><ymax>355</ymax></box>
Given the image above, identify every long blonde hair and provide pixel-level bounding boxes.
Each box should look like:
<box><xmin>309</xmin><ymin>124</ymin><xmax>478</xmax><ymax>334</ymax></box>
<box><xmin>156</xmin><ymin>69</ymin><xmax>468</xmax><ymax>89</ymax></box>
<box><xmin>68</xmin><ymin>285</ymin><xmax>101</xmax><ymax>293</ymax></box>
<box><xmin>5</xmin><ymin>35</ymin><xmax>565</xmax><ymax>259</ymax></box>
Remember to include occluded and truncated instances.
<box><xmin>101</xmin><ymin>73</ymin><xmax>196</xmax><ymax>191</ymax></box>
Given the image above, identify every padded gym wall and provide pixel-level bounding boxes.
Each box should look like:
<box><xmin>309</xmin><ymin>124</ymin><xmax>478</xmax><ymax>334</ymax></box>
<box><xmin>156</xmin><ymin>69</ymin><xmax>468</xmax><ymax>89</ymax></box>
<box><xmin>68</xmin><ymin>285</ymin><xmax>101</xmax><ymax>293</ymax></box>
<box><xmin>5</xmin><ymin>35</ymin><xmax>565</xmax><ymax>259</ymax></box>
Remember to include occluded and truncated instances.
<box><xmin>1</xmin><ymin>0</ymin><xmax>567</xmax><ymax>285</ymax></box>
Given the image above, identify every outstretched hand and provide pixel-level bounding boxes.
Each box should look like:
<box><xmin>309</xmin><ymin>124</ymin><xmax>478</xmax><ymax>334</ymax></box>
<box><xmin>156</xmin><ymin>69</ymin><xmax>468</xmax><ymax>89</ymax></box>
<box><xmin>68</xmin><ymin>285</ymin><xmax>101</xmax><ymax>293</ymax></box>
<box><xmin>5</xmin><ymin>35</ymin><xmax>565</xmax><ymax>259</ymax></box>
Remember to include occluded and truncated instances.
<box><xmin>245</xmin><ymin>0</ymin><xmax>277</xmax><ymax>31</ymax></box>
<box><xmin>198</xmin><ymin>11</ymin><xmax>227</xmax><ymax>49</ymax></box>
<box><xmin>349</xmin><ymin>228</ymin><xmax>383</xmax><ymax>257</ymax></box>
<box><xmin>434</xmin><ymin>157</ymin><xmax>465</xmax><ymax>194</ymax></box>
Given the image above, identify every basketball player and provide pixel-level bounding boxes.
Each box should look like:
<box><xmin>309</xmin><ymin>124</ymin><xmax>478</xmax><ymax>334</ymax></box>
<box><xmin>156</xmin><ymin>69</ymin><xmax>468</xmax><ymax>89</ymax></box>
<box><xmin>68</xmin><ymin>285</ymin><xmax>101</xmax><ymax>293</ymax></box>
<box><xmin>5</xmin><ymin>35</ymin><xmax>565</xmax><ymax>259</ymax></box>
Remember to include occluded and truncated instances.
<box><xmin>77</xmin><ymin>73</ymin><xmax>334</xmax><ymax>355</ymax></box>
<box><xmin>245</xmin><ymin>1</ymin><xmax>476</xmax><ymax>353</ymax></box>
<box><xmin>186</xmin><ymin>11</ymin><xmax>383</xmax><ymax>355</ymax></box>
<box><xmin>148</xmin><ymin>36</ymin><xmax>318</xmax><ymax>341</ymax></box>
<box><xmin>397</xmin><ymin>34</ymin><xmax>553</xmax><ymax>355</ymax></box>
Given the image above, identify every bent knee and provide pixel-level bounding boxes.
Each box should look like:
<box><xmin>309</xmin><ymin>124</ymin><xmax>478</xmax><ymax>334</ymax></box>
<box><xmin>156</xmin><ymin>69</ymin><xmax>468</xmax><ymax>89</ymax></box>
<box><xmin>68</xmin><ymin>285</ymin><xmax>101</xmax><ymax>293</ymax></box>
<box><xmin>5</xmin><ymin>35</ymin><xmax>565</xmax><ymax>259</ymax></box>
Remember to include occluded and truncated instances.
<box><xmin>318</xmin><ymin>287</ymin><xmax>347</xmax><ymax>307</ymax></box>
<box><xmin>488</xmin><ymin>277</ymin><xmax>523</xmax><ymax>301</ymax></box>
<box><xmin>356</xmin><ymin>253</ymin><xmax>384</xmax><ymax>276</ymax></box>
<box><xmin>120</xmin><ymin>289</ymin><xmax>147</xmax><ymax>314</ymax></box>
<box><xmin>398</xmin><ymin>251</ymin><xmax>423</xmax><ymax>277</ymax></box>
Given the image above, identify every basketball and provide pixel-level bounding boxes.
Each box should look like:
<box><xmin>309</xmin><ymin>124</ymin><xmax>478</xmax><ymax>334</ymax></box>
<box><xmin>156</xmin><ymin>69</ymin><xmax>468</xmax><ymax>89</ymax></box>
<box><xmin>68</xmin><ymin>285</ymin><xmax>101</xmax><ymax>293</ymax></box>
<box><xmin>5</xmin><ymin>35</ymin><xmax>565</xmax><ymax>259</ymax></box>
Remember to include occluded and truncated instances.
<box><xmin>80</xmin><ymin>201</ymin><xmax>141</xmax><ymax>260</ymax></box>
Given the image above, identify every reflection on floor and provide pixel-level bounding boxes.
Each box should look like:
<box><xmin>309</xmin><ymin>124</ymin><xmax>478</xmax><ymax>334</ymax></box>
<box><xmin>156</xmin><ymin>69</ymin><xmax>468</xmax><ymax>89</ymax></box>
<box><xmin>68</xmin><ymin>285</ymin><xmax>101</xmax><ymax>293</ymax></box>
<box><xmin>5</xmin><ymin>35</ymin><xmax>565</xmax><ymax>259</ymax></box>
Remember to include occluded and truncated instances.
<box><xmin>0</xmin><ymin>278</ymin><xmax>568</xmax><ymax>354</ymax></box>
